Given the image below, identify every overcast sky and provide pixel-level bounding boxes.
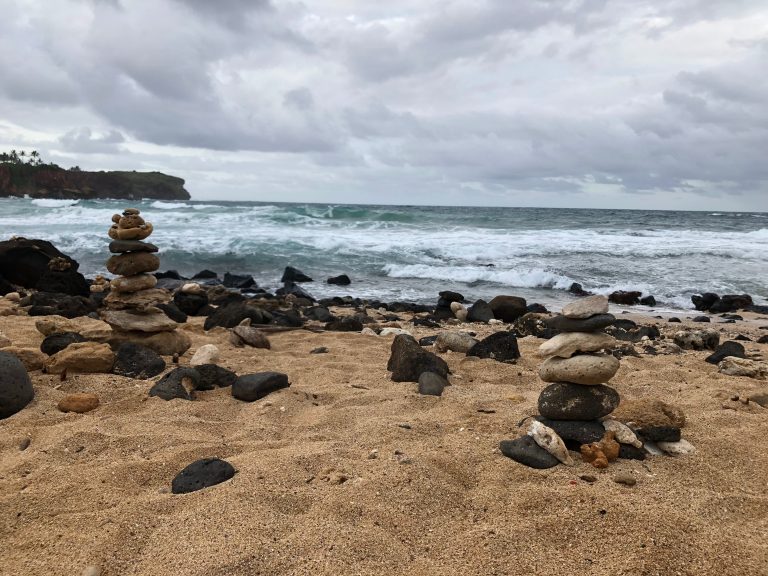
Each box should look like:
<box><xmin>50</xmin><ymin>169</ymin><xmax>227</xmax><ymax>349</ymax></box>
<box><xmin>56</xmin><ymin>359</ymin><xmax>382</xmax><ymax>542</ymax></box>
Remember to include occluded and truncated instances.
<box><xmin>1</xmin><ymin>0</ymin><xmax>767</xmax><ymax>210</ymax></box>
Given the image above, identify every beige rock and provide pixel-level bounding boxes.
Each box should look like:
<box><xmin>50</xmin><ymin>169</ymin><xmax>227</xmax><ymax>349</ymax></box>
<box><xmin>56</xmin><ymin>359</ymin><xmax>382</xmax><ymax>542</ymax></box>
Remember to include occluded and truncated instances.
<box><xmin>34</xmin><ymin>316</ymin><xmax>112</xmax><ymax>340</ymax></box>
<box><xmin>455</xmin><ymin>309</ymin><xmax>468</xmax><ymax>322</ymax></box>
<box><xmin>527</xmin><ymin>420</ymin><xmax>574</xmax><ymax>466</ymax></box>
<box><xmin>101</xmin><ymin>309</ymin><xmax>178</xmax><ymax>333</ymax></box>
<box><xmin>46</xmin><ymin>342</ymin><xmax>115</xmax><ymax>374</ymax></box>
<box><xmin>379</xmin><ymin>328</ymin><xmax>412</xmax><ymax>337</ymax></box>
<box><xmin>538</xmin><ymin>332</ymin><xmax>616</xmax><ymax>359</ymax></box>
<box><xmin>108</xmin><ymin>221</ymin><xmax>153</xmax><ymax>241</ymax></box>
<box><xmin>539</xmin><ymin>353</ymin><xmax>620</xmax><ymax>385</ymax></box>
<box><xmin>2</xmin><ymin>346</ymin><xmax>46</xmax><ymax>371</ymax></box>
<box><xmin>601</xmin><ymin>419</ymin><xmax>643</xmax><ymax>448</ymax></box>
<box><xmin>230</xmin><ymin>326</ymin><xmax>271</xmax><ymax>349</ymax></box>
<box><xmin>181</xmin><ymin>283</ymin><xmax>204</xmax><ymax>294</ymax></box>
<box><xmin>361</xmin><ymin>327</ymin><xmax>377</xmax><ymax>336</ymax></box>
<box><xmin>449</xmin><ymin>301</ymin><xmax>465</xmax><ymax>314</ymax></box>
<box><xmin>434</xmin><ymin>331</ymin><xmax>478</xmax><ymax>354</ymax></box>
<box><xmin>561</xmin><ymin>295</ymin><xmax>609</xmax><ymax>319</ymax></box>
<box><xmin>110</xmin><ymin>274</ymin><xmax>157</xmax><ymax>293</ymax></box>
<box><xmin>103</xmin><ymin>288</ymin><xmax>171</xmax><ymax>311</ymax></box>
<box><xmin>657</xmin><ymin>439</ymin><xmax>696</xmax><ymax>455</ymax></box>
<box><xmin>190</xmin><ymin>344</ymin><xmax>220</xmax><ymax>366</ymax></box>
<box><xmin>0</xmin><ymin>331</ymin><xmax>11</xmax><ymax>348</ymax></box>
<box><xmin>718</xmin><ymin>357</ymin><xmax>768</xmax><ymax>380</ymax></box>
<box><xmin>612</xmin><ymin>399</ymin><xmax>686</xmax><ymax>429</ymax></box>
<box><xmin>108</xmin><ymin>329</ymin><xmax>191</xmax><ymax>356</ymax></box>
<box><xmin>0</xmin><ymin>300</ymin><xmax>20</xmax><ymax>316</ymax></box>
<box><xmin>4</xmin><ymin>291</ymin><xmax>21</xmax><ymax>302</ymax></box>
<box><xmin>58</xmin><ymin>393</ymin><xmax>100</xmax><ymax>413</ymax></box>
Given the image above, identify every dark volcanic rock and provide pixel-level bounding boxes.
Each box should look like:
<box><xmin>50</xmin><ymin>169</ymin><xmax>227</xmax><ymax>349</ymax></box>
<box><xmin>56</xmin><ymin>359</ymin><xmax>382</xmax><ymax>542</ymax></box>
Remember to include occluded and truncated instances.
<box><xmin>418</xmin><ymin>372</ymin><xmax>447</xmax><ymax>396</ymax></box>
<box><xmin>149</xmin><ymin>368</ymin><xmax>198</xmax><ymax>401</ymax></box>
<box><xmin>637</xmin><ymin>426</ymin><xmax>681</xmax><ymax>443</ymax></box>
<box><xmin>325</xmin><ymin>316</ymin><xmax>363</xmax><ymax>332</ymax></box>
<box><xmin>109</xmin><ymin>240</ymin><xmax>158</xmax><ymax>253</ymax></box>
<box><xmin>173</xmin><ymin>291</ymin><xmax>209</xmax><ymax>316</ymax></box>
<box><xmin>40</xmin><ymin>332</ymin><xmax>85</xmax><ymax>356</ymax></box>
<box><xmin>668</xmin><ymin>317</ymin><xmax>681</xmax><ymax>323</ymax></box>
<box><xmin>195</xmin><ymin>364</ymin><xmax>237</xmax><ymax>390</ymax></box>
<box><xmin>499</xmin><ymin>436</ymin><xmax>559</xmax><ymax>469</ymax></box>
<box><xmin>467</xmin><ymin>299</ymin><xmax>494</xmax><ymax>323</ymax></box>
<box><xmin>0</xmin><ymin>351</ymin><xmax>34</xmax><ymax>419</ymax></box>
<box><xmin>413</xmin><ymin>317</ymin><xmax>441</xmax><ymax>328</ymax></box>
<box><xmin>171</xmin><ymin>458</ymin><xmax>236</xmax><ymax>494</ymax></box>
<box><xmin>438</xmin><ymin>291</ymin><xmax>464</xmax><ymax>303</ymax></box>
<box><xmin>536</xmin><ymin>418</ymin><xmax>605</xmax><ymax>447</ymax></box>
<box><xmin>0</xmin><ymin>274</ymin><xmax>14</xmax><ymax>295</ymax></box>
<box><xmin>203</xmin><ymin>302</ymin><xmax>265</xmax><ymax>331</ymax></box>
<box><xmin>515</xmin><ymin>313</ymin><xmax>553</xmax><ymax>339</ymax></box>
<box><xmin>568</xmin><ymin>282</ymin><xmax>591</xmax><ymax>297</ymax></box>
<box><xmin>419</xmin><ymin>335</ymin><xmax>438</xmax><ymax>347</ymax></box>
<box><xmin>304</xmin><ymin>306</ymin><xmax>334</xmax><ymax>323</ymax></box>
<box><xmin>489</xmin><ymin>295</ymin><xmax>527</xmax><ymax>323</ymax></box>
<box><xmin>0</xmin><ymin>238</ymin><xmax>80</xmax><ymax>288</ymax></box>
<box><xmin>223</xmin><ymin>272</ymin><xmax>256</xmax><ymax>289</ymax></box>
<box><xmin>758</xmin><ymin>335</ymin><xmax>768</xmax><ymax>344</ymax></box>
<box><xmin>705</xmin><ymin>341</ymin><xmax>746</xmax><ymax>364</ymax></box>
<box><xmin>387</xmin><ymin>334</ymin><xmax>449</xmax><ymax>382</ymax></box>
<box><xmin>327</xmin><ymin>274</ymin><xmax>351</xmax><ymax>285</ymax></box>
<box><xmin>156</xmin><ymin>270</ymin><xmax>184</xmax><ymax>280</ymax></box>
<box><xmin>692</xmin><ymin>292</ymin><xmax>719</xmax><ymax>311</ymax></box>
<box><xmin>693</xmin><ymin>316</ymin><xmax>711</xmax><ymax>323</ymax></box>
<box><xmin>619</xmin><ymin>445</ymin><xmax>646</xmax><ymax>460</ymax></box>
<box><xmin>232</xmin><ymin>372</ymin><xmax>290</xmax><ymax>402</ymax></box>
<box><xmin>157</xmin><ymin>302</ymin><xmax>188</xmax><ymax>323</ymax></box>
<box><xmin>27</xmin><ymin>293</ymin><xmax>97</xmax><ymax>319</ymax></box>
<box><xmin>609</xmin><ymin>290</ymin><xmax>642</xmax><ymax>305</ymax></box>
<box><xmin>192</xmin><ymin>270</ymin><xmax>218</xmax><ymax>280</ymax></box>
<box><xmin>526</xmin><ymin>303</ymin><xmax>548</xmax><ymax>314</ymax></box>
<box><xmin>545</xmin><ymin>313</ymin><xmax>616</xmax><ymax>334</ymax></box>
<box><xmin>281</xmin><ymin>266</ymin><xmax>312</xmax><ymax>283</ymax></box>
<box><xmin>276</xmin><ymin>281</ymin><xmax>315</xmax><ymax>301</ymax></box>
<box><xmin>466</xmin><ymin>332</ymin><xmax>520</xmax><ymax>363</ymax></box>
<box><xmin>612</xmin><ymin>319</ymin><xmax>637</xmax><ymax>330</ymax></box>
<box><xmin>639</xmin><ymin>295</ymin><xmax>657</xmax><ymax>307</ymax></box>
<box><xmin>746</xmin><ymin>304</ymin><xmax>768</xmax><ymax>315</ymax></box>
<box><xmin>709</xmin><ymin>294</ymin><xmax>753</xmax><ymax>313</ymax></box>
<box><xmin>608</xmin><ymin>325</ymin><xmax>660</xmax><ymax>343</ymax></box>
<box><xmin>538</xmin><ymin>383</ymin><xmax>620</xmax><ymax>420</ymax></box>
<box><xmin>36</xmin><ymin>268</ymin><xmax>89</xmax><ymax>296</ymax></box>
<box><xmin>113</xmin><ymin>343</ymin><xmax>166</xmax><ymax>379</ymax></box>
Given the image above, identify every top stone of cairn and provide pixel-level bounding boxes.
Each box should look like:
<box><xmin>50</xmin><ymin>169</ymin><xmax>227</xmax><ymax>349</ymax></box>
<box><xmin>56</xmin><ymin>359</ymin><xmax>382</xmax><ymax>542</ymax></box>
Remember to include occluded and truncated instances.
<box><xmin>561</xmin><ymin>294</ymin><xmax>609</xmax><ymax>319</ymax></box>
<box><xmin>108</xmin><ymin>208</ymin><xmax>154</xmax><ymax>241</ymax></box>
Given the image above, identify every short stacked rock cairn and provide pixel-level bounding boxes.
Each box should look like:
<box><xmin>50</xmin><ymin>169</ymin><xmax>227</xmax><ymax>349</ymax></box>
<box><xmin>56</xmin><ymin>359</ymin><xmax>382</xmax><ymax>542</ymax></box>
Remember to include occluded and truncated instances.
<box><xmin>101</xmin><ymin>208</ymin><xmax>191</xmax><ymax>356</ymax></box>
<box><xmin>501</xmin><ymin>294</ymin><xmax>692</xmax><ymax>469</ymax></box>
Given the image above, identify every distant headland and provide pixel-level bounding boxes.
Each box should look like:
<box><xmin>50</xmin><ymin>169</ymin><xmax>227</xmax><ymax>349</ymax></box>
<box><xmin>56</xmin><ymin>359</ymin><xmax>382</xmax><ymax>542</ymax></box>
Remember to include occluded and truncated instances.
<box><xmin>0</xmin><ymin>149</ymin><xmax>190</xmax><ymax>201</ymax></box>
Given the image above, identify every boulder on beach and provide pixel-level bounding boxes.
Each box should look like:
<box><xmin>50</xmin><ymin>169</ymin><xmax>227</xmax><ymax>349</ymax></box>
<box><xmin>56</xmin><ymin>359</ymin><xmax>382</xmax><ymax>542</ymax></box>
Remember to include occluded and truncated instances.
<box><xmin>387</xmin><ymin>334</ymin><xmax>449</xmax><ymax>382</ymax></box>
<box><xmin>488</xmin><ymin>295</ymin><xmax>527</xmax><ymax>323</ymax></box>
<box><xmin>466</xmin><ymin>332</ymin><xmax>520</xmax><ymax>363</ymax></box>
<box><xmin>281</xmin><ymin>266</ymin><xmax>312</xmax><ymax>283</ymax></box>
<box><xmin>0</xmin><ymin>351</ymin><xmax>34</xmax><ymax>419</ymax></box>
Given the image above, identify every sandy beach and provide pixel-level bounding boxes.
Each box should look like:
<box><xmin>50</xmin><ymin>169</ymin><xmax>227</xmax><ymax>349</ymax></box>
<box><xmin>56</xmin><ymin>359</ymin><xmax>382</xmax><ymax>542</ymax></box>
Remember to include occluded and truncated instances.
<box><xmin>1</xmin><ymin>307</ymin><xmax>767</xmax><ymax>576</ymax></box>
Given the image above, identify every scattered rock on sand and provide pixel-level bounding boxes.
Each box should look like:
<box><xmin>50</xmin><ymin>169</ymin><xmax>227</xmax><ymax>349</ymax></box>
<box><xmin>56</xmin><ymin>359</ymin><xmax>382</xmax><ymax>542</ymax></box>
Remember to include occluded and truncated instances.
<box><xmin>0</xmin><ymin>330</ymin><xmax>11</xmax><ymax>348</ymax></box>
<box><xmin>112</xmin><ymin>343</ymin><xmax>166</xmax><ymax>379</ymax></box>
<box><xmin>45</xmin><ymin>342</ymin><xmax>115</xmax><ymax>374</ymax></box>
<box><xmin>418</xmin><ymin>371</ymin><xmax>447</xmax><ymax>396</ymax></box>
<box><xmin>488</xmin><ymin>295</ymin><xmax>527</xmax><ymax>323</ymax></box>
<box><xmin>194</xmin><ymin>364</ymin><xmax>237</xmax><ymax>390</ymax></box>
<box><xmin>612</xmin><ymin>399</ymin><xmax>686</xmax><ymax>429</ymax></box>
<box><xmin>539</xmin><ymin>354</ymin><xmax>620</xmax><ymax>385</ymax></box>
<box><xmin>538</xmin><ymin>383</ymin><xmax>620</xmax><ymax>420</ymax></box>
<box><xmin>673</xmin><ymin>329</ymin><xmax>720</xmax><ymax>351</ymax></box>
<box><xmin>466</xmin><ymin>331</ymin><xmax>520</xmax><ymax>363</ymax></box>
<box><xmin>657</xmin><ymin>439</ymin><xmax>696</xmax><ymax>455</ymax></box>
<box><xmin>562</xmin><ymin>295</ymin><xmax>609</xmax><ymax>319</ymax></box>
<box><xmin>232</xmin><ymin>372</ymin><xmax>290</xmax><ymax>402</ymax></box>
<box><xmin>40</xmin><ymin>332</ymin><xmax>86</xmax><ymax>356</ymax></box>
<box><xmin>149</xmin><ymin>368</ymin><xmax>198</xmax><ymax>401</ymax></box>
<box><xmin>310</xmin><ymin>347</ymin><xmax>329</xmax><ymax>354</ymax></box>
<box><xmin>467</xmin><ymin>299</ymin><xmax>494</xmax><ymax>323</ymax></box>
<box><xmin>613</xmin><ymin>473</ymin><xmax>637</xmax><ymax>486</ymax></box>
<box><xmin>0</xmin><ymin>351</ymin><xmax>34</xmax><ymax>419</ymax></box>
<box><xmin>230</xmin><ymin>325</ymin><xmax>271</xmax><ymax>348</ymax></box>
<box><xmin>705</xmin><ymin>341</ymin><xmax>745</xmax><ymax>364</ymax></box>
<box><xmin>538</xmin><ymin>331</ymin><xmax>616</xmax><ymax>359</ymax></box>
<box><xmin>434</xmin><ymin>331</ymin><xmax>478</xmax><ymax>353</ymax></box>
<box><xmin>602</xmin><ymin>419</ymin><xmax>643</xmax><ymax>448</ymax></box>
<box><xmin>3</xmin><ymin>346</ymin><xmax>47</xmax><ymax>371</ymax></box>
<box><xmin>58</xmin><ymin>393</ymin><xmax>99</xmax><ymax>413</ymax></box>
<box><xmin>190</xmin><ymin>344</ymin><xmax>220</xmax><ymax>366</ymax></box>
<box><xmin>718</xmin><ymin>357</ymin><xmax>768</xmax><ymax>380</ymax></box>
<box><xmin>171</xmin><ymin>458</ymin><xmax>236</xmax><ymax>494</ymax></box>
<box><xmin>499</xmin><ymin>436</ymin><xmax>559</xmax><ymax>469</ymax></box>
<box><xmin>387</xmin><ymin>334</ymin><xmax>449</xmax><ymax>382</ymax></box>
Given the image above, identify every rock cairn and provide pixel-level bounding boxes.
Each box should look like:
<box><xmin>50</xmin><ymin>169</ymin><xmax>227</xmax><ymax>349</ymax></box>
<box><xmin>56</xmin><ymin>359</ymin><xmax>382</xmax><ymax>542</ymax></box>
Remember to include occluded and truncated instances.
<box><xmin>501</xmin><ymin>295</ymin><xmax>629</xmax><ymax>469</ymax></box>
<box><xmin>101</xmin><ymin>208</ymin><xmax>190</xmax><ymax>356</ymax></box>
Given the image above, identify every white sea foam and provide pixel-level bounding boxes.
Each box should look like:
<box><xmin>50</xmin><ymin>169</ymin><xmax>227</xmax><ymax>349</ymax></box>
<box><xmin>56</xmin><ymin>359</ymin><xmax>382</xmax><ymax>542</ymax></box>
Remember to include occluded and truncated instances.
<box><xmin>150</xmin><ymin>201</ymin><xmax>190</xmax><ymax>209</ymax></box>
<box><xmin>30</xmin><ymin>198</ymin><xmax>80</xmax><ymax>208</ymax></box>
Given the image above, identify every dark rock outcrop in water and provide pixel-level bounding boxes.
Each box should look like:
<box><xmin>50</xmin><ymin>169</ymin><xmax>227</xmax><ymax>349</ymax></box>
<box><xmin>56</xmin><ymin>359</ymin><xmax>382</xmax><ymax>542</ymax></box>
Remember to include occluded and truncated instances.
<box><xmin>0</xmin><ymin>238</ymin><xmax>84</xmax><ymax>292</ymax></box>
<box><xmin>0</xmin><ymin>164</ymin><xmax>189</xmax><ymax>200</ymax></box>
<box><xmin>691</xmin><ymin>292</ymin><xmax>753</xmax><ymax>313</ymax></box>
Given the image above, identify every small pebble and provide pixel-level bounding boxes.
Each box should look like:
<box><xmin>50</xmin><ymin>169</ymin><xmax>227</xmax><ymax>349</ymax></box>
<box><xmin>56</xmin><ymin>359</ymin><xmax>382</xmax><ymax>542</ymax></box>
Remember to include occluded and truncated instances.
<box><xmin>82</xmin><ymin>566</ymin><xmax>101</xmax><ymax>576</ymax></box>
<box><xmin>367</xmin><ymin>449</ymin><xmax>379</xmax><ymax>460</ymax></box>
<box><xmin>614</xmin><ymin>473</ymin><xmax>637</xmax><ymax>486</ymax></box>
<box><xmin>398</xmin><ymin>423</ymin><xmax>412</xmax><ymax>429</ymax></box>
<box><xmin>310</xmin><ymin>347</ymin><xmax>329</xmax><ymax>354</ymax></box>
<box><xmin>580</xmin><ymin>475</ymin><xmax>597</xmax><ymax>483</ymax></box>
<box><xmin>19</xmin><ymin>437</ymin><xmax>31</xmax><ymax>451</ymax></box>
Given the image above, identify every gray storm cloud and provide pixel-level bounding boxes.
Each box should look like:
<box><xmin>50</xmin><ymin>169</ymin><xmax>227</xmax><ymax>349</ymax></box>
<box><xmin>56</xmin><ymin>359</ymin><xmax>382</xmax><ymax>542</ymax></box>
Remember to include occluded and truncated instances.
<box><xmin>0</xmin><ymin>0</ymin><xmax>766</xmax><ymax>209</ymax></box>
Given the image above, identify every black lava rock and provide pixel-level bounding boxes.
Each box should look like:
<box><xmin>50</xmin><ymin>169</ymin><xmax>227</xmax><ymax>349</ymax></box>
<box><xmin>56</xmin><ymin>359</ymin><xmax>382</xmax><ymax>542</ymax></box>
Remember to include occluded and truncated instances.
<box><xmin>173</xmin><ymin>291</ymin><xmax>209</xmax><ymax>316</ymax></box>
<box><xmin>149</xmin><ymin>368</ymin><xmax>199</xmax><ymax>400</ymax></box>
<box><xmin>693</xmin><ymin>316</ymin><xmax>711</xmax><ymax>323</ymax></box>
<box><xmin>526</xmin><ymin>303</ymin><xmax>548</xmax><ymax>314</ymax></box>
<box><xmin>692</xmin><ymin>292</ymin><xmax>719</xmax><ymax>311</ymax></box>
<box><xmin>204</xmin><ymin>302</ymin><xmax>265</xmax><ymax>330</ymax></box>
<box><xmin>413</xmin><ymin>317</ymin><xmax>441</xmax><ymax>328</ymax></box>
<box><xmin>499</xmin><ymin>436</ymin><xmax>559</xmax><ymax>469</ymax></box>
<box><xmin>637</xmin><ymin>426</ymin><xmax>681</xmax><ymax>443</ymax></box>
<box><xmin>325</xmin><ymin>317</ymin><xmax>363</xmax><ymax>332</ymax></box>
<box><xmin>705</xmin><ymin>341</ymin><xmax>746</xmax><ymax>364</ymax></box>
<box><xmin>758</xmin><ymin>335</ymin><xmax>768</xmax><ymax>344</ymax></box>
<box><xmin>387</xmin><ymin>334</ymin><xmax>449</xmax><ymax>382</ymax></box>
<box><xmin>27</xmin><ymin>293</ymin><xmax>96</xmax><ymax>319</ymax></box>
<box><xmin>608</xmin><ymin>325</ymin><xmax>660</xmax><ymax>343</ymax></box>
<box><xmin>0</xmin><ymin>238</ymin><xmax>79</xmax><ymax>288</ymax></box>
<box><xmin>545</xmin><ymin>313</ymin><xmax>616</xmax><ymax>334</ymax></box>
<box><xmin>281</xmin><ymin>266</ymin><xmax>312</xmax><ymax>283</ymax></box>
<box><xmin>171</xmin><ymin>458</ymin><xmax>236</xmax><ymax>494</ymax></box>
<box><xmin>709</xmin><ymin>294</ymin><xmax>752</xmax><ymax>313</ymax></box>
<box><xmin>668</xmin><ymin>317</ymin><xmax>681</xmax><ymax>323</ymax></box>
<box><xmin>232</xmin><ymin>372</ymin><xmax>290</xmax><ymax>402</ymax></box>
<box><xmin>40</xmin><ymin>332</ymin><xmax>85</xmax><ymax>356</ymax></box>
<box><xmin>156</xmin><ymin>270</ymin><xmax>184</xmax><ymax>280</ymax></box>
<box><xmin>310</xmin><ymin>347</ymin><xmax>329</xmax><ymax>354</ymax></box>
<box><xmin>612</xmin><ymin>318</ymin><xmax>637</xmax><ymax>330</ymax></box>
<box><xmin>568</xmin><ymin>283</ymin><xmax>591</xmax><ymax>296</ymax></box>
<box><xmin>488</xmin><ymin>295</ymin><xmax>527</xmax><ymax>323</ymax></box>
<box><xmin>195</xmin><ymin>364</ymin><xmax>238</xmax><ymax>390</ymax></box>
<box><xmin>113</xmin><ymin>343</ymin><xmax>167</xmax><ymax>379</ymax></box>
<box><xmin>36</xmin><ymin>269</ymin><xmax>89</xmax><ymax>296</ymax></box>
<box><xmin>418</xmin><ymin>372</ymin><xmax>447</xmax><ymax>396</ymax></box>
<box><xmin>0</xmin><ymin>274</ymin><xmax>14</xmax><ymax>296</ymax></box>
<box><xmin>157</xmin><ymin>302</ymin><xmax>188</xmax><ymax>323</ymax></box>
<box><xmin>438</xmin><ymin>291</ymin><xmax>464</xmax><ymax>303</ymax></box>
<box><xmin>466</xmin><ymin>332</ymin><xmax>520</xmax><ymax>363</ymax></box>
<box><xmin>327</xmin><ymin>274</ymin><xmax>351</xmax><ymax>285</ymax></box>
<box><xmin>304</xmin><ymin>306</ymin><xmax>334</xmax><ymax>323</ymax></box>
<box><xmin>276</xmin><ymin>281</ymin><xmax>315</xmax><ymax>301</ymax></box>
<box><xmin>192</xmin><ymin>269</ymin><xmax>218</xmax><ymax>280</ymax></box>
<box><xmin>0</xmin><ymin>351</ymin><xmax>34</xmax><ymax>419</ymax></box>
<box><xmin>223</xmin><ymin>272</ymin><xmax>256</xmax><ymax>289</ymax></box>
<box><xmin>538</xmin><ymin>383</ymin><xmax>620</xmax><ymax>420</ymax></box>
<box><xmin>639</xmin><ymin>295</ymin><xmax>657</xmax><ymax>307</ymax></box>
<box><xmin>536</xmin><ymin>418</ymin><xmax>605</xmax><ymax>447</ymax></box>
<box><xmin>619</xmin><ymin>445</ymin><xmax>646</xmax><ymax>460</ymax></box>
<box><xmin>419</xmin><ymin>335</ymin><xmax>438</xmax><ymax>347</ymax></box>
<box><xmin>467</xmin><ymin>299</ymin><xmax>494</xmax><ymax>323</ymax></box>
<box><xmin>609</xmin><ymin>290</ymin><xmax>642</xmax><ymax>305</ymax></box>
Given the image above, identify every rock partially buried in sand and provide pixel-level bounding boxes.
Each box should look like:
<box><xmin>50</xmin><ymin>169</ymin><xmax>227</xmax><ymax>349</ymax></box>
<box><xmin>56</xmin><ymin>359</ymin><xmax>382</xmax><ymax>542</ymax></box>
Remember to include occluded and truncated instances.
<box><xmin>499</xmin><ymin>436</ymin><xmax>559</xmax><ymax>469</ymax></box>
<box><xmin>45</xmin><ymin>342</ymin><xmax>115</xmax><ymax>374</ymax></box>
<box><xmin>171</xmin><ymin>458</ymin><xmax>236</xmax><ymax>494</ymax></box>
<box><xmin>0</xmin><ymin>351</ymin><xmax>34</xmax><ymax>419</ymax></box>
<box><xmin>527</xmin><ymin>420</ymin><xmax>573</xmax><ymax>465</ymax></box>
<box><xmin>194</xmin><ymin>364</ymin><xmax>237</xmax><ymax>390</ymax></box>
<box><xmin>580</xmin><ymin>431</ymin><xmax>620</xmax><ymax>468</ymax></box>
<box><xmin>418</xmin><ymin>371</ymin><xmax>447</xmax><ymax>396</ymax></box>
<box><xmin>40</xmin><ymin>332</ymin><xmax>86</xmax><ymax>356</ymax></box>
<box><xmin>230</xmin><ymin>326</ymin><xmax>271</xmax><ymax>349</ymax></box>
<box><xmin>434</xmin><ymin>331</ymin><xmax>478</xmax><ymax>354</ymax></box>
<box><xmin>717</xmin><ymin>357</ymin><xmax>768</xmax><ymax>380</ymax></box>
<box><xmin>539</xmin><ymin>354</ymin><xmax>620</xmax><ymax>385</ymax></box>
<box><xmin>190</xmin><ymin>344</ymin><xmax>220</xmax><ymax>366</ymax></box>
<box><xmin>387</xmin><ymin>334</ymin><xmax>449</xmax><ymax>382</ymax></box>
<box><xmin>673</xmin><ymin>329</ymin><xmax>719</xmax><ymax>351</ymax></box>
<box><xmin>112</xmin><ymin>343</ymin><xmax>166</xmax><ymax>379</ymax></box>
<box><xmin>611</xmin><ymin>399</ymin><xmax>686</xmax><ymax>429</ymax></box>
<box><xmin>538</xmin><ymin>382</ymin><xmax>620</xmax><ymax>420</ymax></box>
<box><xmin>2</xmin><ymin>346</ymin><xmax>46</xmax><ymax>371</ymax></box>
<box><xmin>562</xmin><ymin>295</ymin><xmax>609</xmax><ymax>319</ymax></box>
<box><xmin>538</xmin><ymin>332</ymin><xmax>616</xmax><ymax>359</ymax></box>
<box><xmin>466</xmin><ymin>331</ymin><xmax>520</xmax><ymax>363</ymax></box>
<box><xmin>58</xmin><ymin>393</ymin><xmax>99</xmax><ymax>413</ymax></box>
<box><xmin>232</xmin><ymin>372</ymin><xmax>290</xmax><ymax>402</ymax></box>
<box><xmin>657</xmin><ymin>439</ymin><xmax>696</xmax><ymax>455</ymax></box>
<box><xmin>149</xmin><ymin>368</ymin><xmax>199</xmax><ymax>401</ymax></box>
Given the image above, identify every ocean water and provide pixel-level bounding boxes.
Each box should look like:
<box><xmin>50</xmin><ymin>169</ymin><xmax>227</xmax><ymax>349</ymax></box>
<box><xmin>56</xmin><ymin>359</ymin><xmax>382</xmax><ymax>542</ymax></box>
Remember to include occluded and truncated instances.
<box><xmin>1</xmin><ymin>197</ymin><xmax>766</xmax><ymax>312</ymax></box>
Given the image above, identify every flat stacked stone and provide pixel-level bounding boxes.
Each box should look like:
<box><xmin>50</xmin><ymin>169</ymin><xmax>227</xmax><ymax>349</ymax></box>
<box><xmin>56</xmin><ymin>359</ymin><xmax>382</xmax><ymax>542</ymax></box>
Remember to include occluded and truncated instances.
<box><xmin>101</xmin><ymin>209</ymin><xmax>190</xmax><ymax>356</ymax></box>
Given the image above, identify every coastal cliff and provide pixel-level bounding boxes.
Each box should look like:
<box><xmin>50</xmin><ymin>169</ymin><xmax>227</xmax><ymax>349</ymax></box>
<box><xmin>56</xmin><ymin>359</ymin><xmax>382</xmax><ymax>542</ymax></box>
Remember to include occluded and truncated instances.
<box><xmin>0</xmin><ymin>163</ymin><xmax>190</xmax><ymax>201</ymax></box>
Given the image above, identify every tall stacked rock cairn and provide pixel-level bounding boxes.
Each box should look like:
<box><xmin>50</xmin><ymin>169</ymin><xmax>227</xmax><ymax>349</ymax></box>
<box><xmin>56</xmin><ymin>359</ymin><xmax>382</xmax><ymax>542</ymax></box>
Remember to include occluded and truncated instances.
<box><xmin>501</xmin><ymin>295</ymin><xmax>644</xmax><ymax>469</ymax></box>
<box><xmin>101</xmin><ymin>208</ymin><xmax>191</xmax><ymax>356</ymax></box>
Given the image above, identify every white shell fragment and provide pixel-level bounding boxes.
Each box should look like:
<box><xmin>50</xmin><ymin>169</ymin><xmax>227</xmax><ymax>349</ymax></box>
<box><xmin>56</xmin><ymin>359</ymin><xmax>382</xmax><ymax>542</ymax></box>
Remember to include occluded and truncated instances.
<box><xmin>527</xmin><ymin>420</ymin><xmax>574</xmax><ymax>466</ymax></box>
<box><xmin>602</xmin><ymin>419</ymin><xmax>643</xmax><ymax>448</ymax></box>
<box><xmin>657</xmin><ymin>439</ymin><xmax>696</xmax><ymax>456</ymax></box>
